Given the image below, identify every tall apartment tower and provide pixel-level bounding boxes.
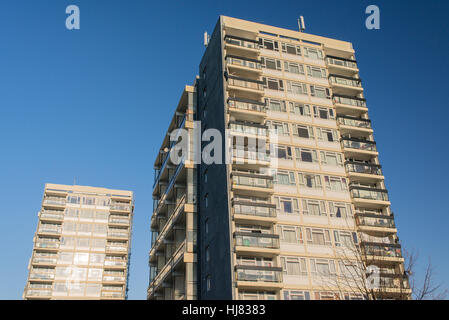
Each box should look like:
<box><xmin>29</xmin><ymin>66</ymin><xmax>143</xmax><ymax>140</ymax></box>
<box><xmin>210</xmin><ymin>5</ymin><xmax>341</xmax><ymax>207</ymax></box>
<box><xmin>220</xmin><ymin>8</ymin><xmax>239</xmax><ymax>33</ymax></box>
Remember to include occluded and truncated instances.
<box><xmin>149</xmin><ymin>16</ymin><xmax>410</xmax><ymax>300</ymax></box>
<box><xmin>24</xmin><ymin>184</ymin><xmax>134</xmax><ymax>300</ymax></box>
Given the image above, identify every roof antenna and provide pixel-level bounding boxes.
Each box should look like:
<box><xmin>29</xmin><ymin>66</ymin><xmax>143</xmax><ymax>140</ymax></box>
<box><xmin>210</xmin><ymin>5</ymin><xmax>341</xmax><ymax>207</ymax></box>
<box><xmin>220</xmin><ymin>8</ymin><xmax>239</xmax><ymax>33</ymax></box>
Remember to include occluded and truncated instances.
<box><xmin>298</xmin><ymin>16</ymin><xmax>306</xmax><ymax>32</ymax></box>
<box><xmin>73</xmin><ymin>177</ymin><xmax>77</xmax><ymax>186</ymax></box>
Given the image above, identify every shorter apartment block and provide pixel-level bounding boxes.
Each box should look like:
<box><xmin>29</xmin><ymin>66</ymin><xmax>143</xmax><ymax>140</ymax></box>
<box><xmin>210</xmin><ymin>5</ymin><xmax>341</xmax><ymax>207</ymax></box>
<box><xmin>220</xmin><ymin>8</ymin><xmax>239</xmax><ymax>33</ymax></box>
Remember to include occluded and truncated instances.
<box><xmin>24</xmin><ymin>184</ymin><xmax>134</xmax><ymax>300</ymax></box>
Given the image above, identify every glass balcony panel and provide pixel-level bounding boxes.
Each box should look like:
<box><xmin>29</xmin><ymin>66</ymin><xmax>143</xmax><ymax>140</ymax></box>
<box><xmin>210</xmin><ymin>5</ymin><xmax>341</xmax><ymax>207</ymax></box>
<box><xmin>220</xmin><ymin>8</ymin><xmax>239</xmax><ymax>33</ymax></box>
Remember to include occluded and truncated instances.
<box><xmin>233</xmin><ymin>203</ymin><xmax>276</xmax><ymax>218</ymax></box>
<box><xmin>235</xmin><ymin>234</ymin><xmax>279</xmax><ymax>249</ymax></box>
<box><xmin>351</xmin><ymin>188</ymin><xmax>389</xmax><ymax>201</ymax></box>
<box><xmin>232</xmin><ymin>175</ymin><xmax>273</xmax><ymax>189</ymax></box>
<box><xmin>342</xmin><ymin>139</ymin><xmax>377</xmax><ymax>152</ymax></box>
<box><xmin>338</xmin><ymin>117</ymin><xmax>371</xmax><ymax>129</ymax></box>
<box><xmin>236</xmin><ymin>269</ymin><xmax>282</xmax><ymax>282</ymax></box>
<box><xmin>228</xmin><ymin>78</ymin><xmax>264</xmax><ymax>91</ymax></box>
<box><xmin>227</xmin><ymin>57</ymin><xmax>261</xmax><ymax>70</ymax></box>
<box><xmin>225</xmin><ymin>37</ymin><xmax>259</xmax><ymax>49</ymax></box>
<box><xmin>329</xmin><ymin>76</ymin><xmax>361</xmax><ymax>87</ymax></box>
<box><xmin>357</xmin><ymin>215</ymin><xmax>395</xmax><ymax>228</ymax></box>
<box><xmin>228</xmin><ymin>100</ymin><xmax>266</xmax><ymax>113</ymax></box>
<box><xmin>326</xmin><ymin>56</ymin><xmax>357</xmax><ymax>69</ymax></box>
<box><xmin>346</xmin><ymin>163</ymin><xmax>382</xmax><ymax>175</ymax></box>
<box><xmin>333</xmin><ymin>95</ymin><xmax>366</xmax><ymax>107</ymax></box>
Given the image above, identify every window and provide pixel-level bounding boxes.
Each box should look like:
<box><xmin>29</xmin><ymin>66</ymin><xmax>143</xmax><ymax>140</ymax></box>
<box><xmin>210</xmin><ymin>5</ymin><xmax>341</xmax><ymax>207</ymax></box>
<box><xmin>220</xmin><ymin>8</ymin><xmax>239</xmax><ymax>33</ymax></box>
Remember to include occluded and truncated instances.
<box><xmin>281</xmin><ymin>257</ymin><xmax>308</xmax><ymax>275</ymax></box>
<box><xmin>324</xmin><ymin>176</ymin><xmax>348</xmax><ymax>191</ymax></box>
<box><xmin>73</xmin><ymin>253</ymin><xmax>89</xmax><ymax>265</ymax></box>
<box><xmin>298</xmin><ymin>173</ymin><xmax>322</xmax><ymax>189</ymax></box>
<box><xmin>307</xmin><ymin>66</ymin><xmax>326</xmax><ymax>78</ymax></box>
<box><xmin>302</xmin><ymin>199</ymin><xmax>327</xmax><ymax>216</ymax></box>
<box><xmin>306</xmin><ymin>228</ymin><xmax>332</xmax><ymax>246</ymax></box>
<box><xmin>320</xmin><ymin>151</ymin><xmax>343</xmax><ymax>167</ymax></box>
<box><xmin>284</xmin><ymin>290</ymin><xmax>310</xmax><ymax>300</ymax></box>
<box><xmin>334</xmin><ymin>231</ymin><xmax>358</xmax><ymax>247</ymax></box>
<box><xmin>310</xmin><ymin>259</ymin><xmax>337</xmax><ymax>276</ymax></box>
<box><xmin>204</xmin><ymin>168</ymin><xmax>208</xmax><ymax>183</ymax></box>
<box><xmin>82</xmin><ymin>197</ymin><xmax>96</xmax><ymax>205</ymax></box>
<box><xmin>67</xmin><ymin>196</ymin><xmax>80</xmax><ymax>204</ymax></box>
<box><xmin>316</xmin><ymin>128</ymin><xmax>338</xmax><ymax>142</ymax></box>
<box><xmin>281</xmin><ymin>43</ymin><xmax>301</xmax><ymax>55</ymax></box>
<box><xmin>205</xmin><ymin>218</ymin><xmax>209</xmax><ymax>234</ymax></box>
<box><xmin>267</xmin><ymin>121</ymin><xmax>289</xmax><ymax>136</ymax></box>
<box><xmin>261</xmin><ymin>57</ymin><xmax>282</xmax><ymax>70</ymax></box>
<box><xmin>329</xmin><ymin>202</ymin><xmax>353</xmax><ymax>218</ymax></box>
<box><xmin>274</xmin><ymin>196</ymin><xmax>299</xmax><ymax>214</ymax></box>
<box><xmin>303</xmin><ymin>47</ymin><xmax>324</xmax><ymax>60</ymax></box>
<box><xmin>206</xmin><ymin>275</ymin><xmax>212</xmax><ymax>291</ymax></box>
<box><xmin>274</xmin><ymin>171</ymin><xmax>296</xmax><ymax>185</ymax></box>
<box><xmin>272</xmin><ymin>145</ymin><xmax>292</xmax><ymax>160</ymax></box>
<box><xmin>259</xmin><ymin>38</ymin><xmax>279</xmax><ymax>51</ymax></box>
<box><xmin>205</xmin><ymin>246</ymin><xmax>210</xmax><ymax>262</ymax></box>
<box><xmin>265</xmin><ymin>98</ymin><xmax>286</xmax><ymax>112</ymax></box>
<box><xmin>315</xmin><ymin>291</ymin><xmax>338</xmax><ymax>300</ymax></box>
<box><xmin>287</xmin><ymin>81</ymin><xmax>307</xmax><ymax>95</ymax></box>
<box><xmin>310</xmin><ymin>85</ymin><xmax>331</xmax><ymax>99</ymax></box>
<box><xmin>313</xmin><ymin>106</ymin><xmax>334</xmax><ymax>120</ymax></box>
<box><xmin>204</xmin><ymin>193</ymin><xmax>208</xmax><ymax>208</ymax></box>
<box><xmin>278</xmin><ymin>225</ymin><xmax>303</xmax><ymax>243</ymax></box>
<box><xmin>295</xmin><ymin>148</ymin><xmax>318</xmax><ymax>163</ymax></box>
<box><xmin>284</xmin><ymin>61</ymin><xmax>304</xmax><ymax>74</ymax></box>
<box><xmin>293</xmin><ymin>124</ymin><xmax>314</xmax><ymax>139</ymax></box>
<box><xmin>289</xmin><ymin>102</ymin><xmax>310</xmax><ymax>116</ymax></box>
<box><xmin>263</xmin><ymin>77</ymin><xmax>284</xmax><ymax>91</ymax></box>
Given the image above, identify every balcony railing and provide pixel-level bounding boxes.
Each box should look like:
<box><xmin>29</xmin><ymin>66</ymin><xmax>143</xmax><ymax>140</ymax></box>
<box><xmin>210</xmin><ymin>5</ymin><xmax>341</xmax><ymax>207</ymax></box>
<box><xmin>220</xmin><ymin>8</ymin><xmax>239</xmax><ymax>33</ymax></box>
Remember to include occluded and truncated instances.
<box><xmin>224</xmin><ymin>36</ymin><xmax>259</xmax><ymax>49</ymax></box>
<box><xmin>233</xmin><ymin>200</ymin><xmax>277</xmax><ymax>218</ymax></box>
<box><xmin>329</xmin><ymin>74</ymin><xmax>362</xmax><ymax>88</ymax></box>
<box><xmin>109</xmin><ymin>218</ymin><xmax>129</xmax><ymax>225</ymax></box>
<box><xmin>107</xmin><ymin>231</ymin><xmax>128</xmax><ymax>239</ymax></box>
<box><xmin>234</xmin><ymin>232</ymin><xmax>280</xmax><ymax>249</ymax></box>
<box><xmin>106</xmin><ymin>245</ymin><xmax>128</xmax><ymax>252</ymax></box>
<box><xmin>38</xmin><ymin>227</ymin><xmax>62</xmax><ymax>234</ymax></box>
<box><xmin>110</xmin><ymin>203</ymin><xmax>131</xmax><ymax>211</ymax></box>
<box><xmin>26</xmin><ymin>289</ymin><xmax>52</xmax><ymax>296</ymax></box>
<box><xmin>43</xmin><ymin>197</ymin><xmax>66</xmax><ymax>206</ymax></box>
<box><xmin>228</xmin><ymin>98</ymin><xmax>266</xmax><ymax>113</ymax></box>
<box><xmin>345</xmin><ymin>161</ymin><xmax>382</xmax><ymax>176</ymax></box>
<box><xmin>226</xmin><ymin>55</ymin><xmax>261</xmax><ymax>70</ymax></box>
<box><xmin>341</xmin><ymin>137</ymin><xmax>377</xmax><ymax>152</ymax></box>
<box><xmin>229</xmin><ymin>121</ymin><xmax>268</xmax><ymax>136</ymax></box>
<box><xmin>232</xmin><ymin>148</ymin><xmax>270</xmax><ymax>162</ymax></box>
<box><xmin>326</xmin><ymin>56</ymin><xmax>357</xmax><ymax>69</ymax></box>
<box><xmin>228</xmin><ymin>76</ymin><xmax>264</xmax><ymax>91</ymax></box>
<box><xmin>33</xmin><ymin>257</ymin><xmax>57</xmax><ymax>264</ymax></box>
<box><xmin>361</xmin><ymin>242</ymin><xmax>402</xmax><ymax>258</ymax></box>
<box><xmin>235</xmin><ymin>266</ymin><xmax>282</xmax><ymax>282</ymax></box>
<box><xmin>350</xmin><ymin>186</ymin><xmax>389</xmax><ymax>202</ymax></box>
<box><xmin>337</xmin><ymin>116</ymin><xmax>371</xmax><ymax>129</ymax></box>
<box><xmin>378</xmin><ymin>275</ymin><xmax>410</xmax><ymax>290</ymax></box>
<box><xmin>29</xmin><ymin>273</ymin><xmax>55</xmax><ymax>280</ymax></box>
<box><xmin>101</xmin><ymin>292</ymin><xmax>123</xmax><ymax>298</ymax></box>
<box><xmin>35</xmin><ymin>242</ymin><xmax>59</xmax><ymax>249</ymax></box>
<box><xmin>104</xmin><ymin>260</ymin><xmax>127</xmax><ymax>267</ymax></box>
<box><xmin>333</xmin><ymin>94</ymin><xmax>366</xmax><ymax>108</ymax></box>
<box><xmin>356</xmin><ymin>213</ymin><xmax>395</xmax><ymax>228</ymax></box>
<box><xmin>40</xmin><ymin>211</ymin><xmax>64</xmax><ymax>220</ymax></box>
<box><xmin>232</xmin><ymin>172</ymin><xmax>274</xmax><ymax>189</ymax></box>
<box><xmin>103</xmin><ymin>275</ymin><xmax>126</xmax><ymax>282</ymax></box>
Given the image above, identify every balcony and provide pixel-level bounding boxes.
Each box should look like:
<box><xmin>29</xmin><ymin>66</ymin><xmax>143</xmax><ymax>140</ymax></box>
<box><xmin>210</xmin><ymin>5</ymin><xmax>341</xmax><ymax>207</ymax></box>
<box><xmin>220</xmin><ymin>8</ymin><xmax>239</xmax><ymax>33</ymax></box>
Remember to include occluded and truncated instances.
<box><xmin>103</xmin><ymin>275</ymin><xmax>126</xmax><ymax>282</ymax></box>
<box><xmin>109</xmin><ymin>217</ymin><xmax>129</xmax><ymax>225</ymax></box>
<box><xmin>29</xmin><ymin>273</ymin><xmax>55</xmax><ymax>281</ymax></box>
<box><xmin>106</xmin><ymin>245</ymin><xmax>128</xmax><ymax>253</ymax></box>
<box><xmin>227</xmin><ymin>97</ymin><xmax>266</xmax><ymax>122</ymax></box>
<box><xmin>329</xmin><ymin>74</ymin><xmax>363</xmax><ymax>94</ymax></box>
<box><xmin>235</xmin><ymin>265</ymin><xmax>282</xmax><ymax>283</ymax></box>
<box><xmin>326</xmin><ymin>55</ymin><xmax>358</xmax><ymax>70</ymax></box>
<box><xmin>333</xmin><ymin>94</ymin><xmax>367</xmax><ymax>116</ymax></box>
<box><xmin>337</xmin><ymin>115</ymin><xmax>372</xmax><ymax>135</ymax></box>
<box><xmin>377</xmin><ymin>274</ymin><xmax>410</xmax><ymax>291</ymax></box>
<box><xmin>26</xmin><ymin>289</ymin><xmax>52</xmax><ymax>297</ymax></box>
<box><xmin>224</xmin><ymin>35</ymin><xmax>259</xmax><ymax>53</ymax></box>
<box><xmin>345</xmin><ymin>161</ymin><xmax>383</xmax><ymax>183</ymax></box>
<box><xmin>229</xmin><ymin>121</ymin><xmax>268</xmax><ymax>139</ymax></box>
<box><xmin>43</xmin><ymin>197</ymin><xmax>66</xmax><ymax>207</ymax></box>
<box><xmin>226</xmin><ymin>55</ymin><xmax>262</xmax><ymax>74</ymax></box>
<box><xmin>101</xmin><ymin>291</ymin><xmax>124</xmax><ymax>299</ymax></box>
<box><xmin>227</xmin><ymin>76</ymin><xmax>264</xmax><ymax>97</ymax></box>
<box><xmin>33</xmin><ymin>257</ymin><xmax>57</xmax><ymax>265</ymax></box>
<box><xmin>110</xmin><ymin>203</ymin><xmax>131</xmax><ymax>212</ymax></box>
<box><xmin>232</xmin><ymin>148</ymin><xmax>271</xmax><ymax>168</ymax></box>
<box><xmin>361</xmin><ymin>242</ymin><xmax>402</xmax><ymax>260</ymax></box>
<box><xmin>107</xmin><ymin>231</ymin><xmax>129</xmax><ymax>239</ymax></box>
<box><xmin>104</xmin><ymin>260</ymin><xmax>127</xmax><ymax>267</ymax></box>
<box><xmin>350</xmin><ymin>186</ymin><xmax>389</xmax><ymax>208</ymax></box>
<box><xmin>234</xmin><ymin>232</ymin><xmax>280</xmax><ymax>249</ymax></box>
<box><xmin>231</xmin><ymin>172</ymin><xmax>274</xmax><ymax>196</ymax></box>
<box><xmin>341</xmin><ymin>137</ymin><xmax>377</xmax><ymax>158</ymax></box>
<box><xmin>38</xmin><ymin>226</ymin><xmax>62</xmax><ymax>235</ymax></box>
<box><xmin>40</xmin><ymin>210</ymin><xmax>64</xmax><ymax>221</ymax></box>
<box><xmin>356</xmin><ymin>212</ymin><xmax>396</xmax><ymax>230</ymax></box>
<box><xmin>35</xmin><ymin>241</ymin><xmax>59</xmax><ymax>250</ymax></box>
<box><xmin>232</xmin><ymin>200</ymin><xmax>277</xmax><ymax>222</ymax></box>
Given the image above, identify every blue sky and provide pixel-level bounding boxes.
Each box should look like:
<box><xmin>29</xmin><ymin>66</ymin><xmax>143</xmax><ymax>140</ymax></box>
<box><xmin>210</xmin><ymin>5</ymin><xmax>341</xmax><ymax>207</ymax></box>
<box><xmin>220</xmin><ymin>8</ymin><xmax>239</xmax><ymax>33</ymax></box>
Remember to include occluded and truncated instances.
<box><xmin>0</xmin><ymin>0</ymin><xmax>448</xmax><ymax>300</ymax></box>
